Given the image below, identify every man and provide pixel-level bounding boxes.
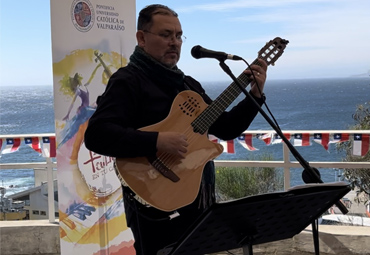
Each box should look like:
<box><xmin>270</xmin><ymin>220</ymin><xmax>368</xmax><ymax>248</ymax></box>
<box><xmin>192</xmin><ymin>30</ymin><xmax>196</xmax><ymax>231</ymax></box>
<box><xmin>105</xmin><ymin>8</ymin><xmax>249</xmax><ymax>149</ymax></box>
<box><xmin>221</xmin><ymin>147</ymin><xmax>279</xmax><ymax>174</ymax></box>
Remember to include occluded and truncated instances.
<box><xmin>84</xmin><ymin>4</ymin><xmax>267</xmax><ymax>255</ymax></box>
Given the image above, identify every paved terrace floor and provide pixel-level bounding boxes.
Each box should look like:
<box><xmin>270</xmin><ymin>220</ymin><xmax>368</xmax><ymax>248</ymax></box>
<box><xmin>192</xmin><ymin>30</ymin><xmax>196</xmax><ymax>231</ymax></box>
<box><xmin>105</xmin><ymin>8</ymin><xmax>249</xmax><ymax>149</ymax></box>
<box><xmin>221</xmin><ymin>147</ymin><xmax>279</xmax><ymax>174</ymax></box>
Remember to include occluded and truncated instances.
<box><xmin>1</xmin><ymin>220</ymin><xmax>369</xmax><ymax>255</ymax></box>
<box><xmin>1</xmin><ymin>191</ymin><xmax>369</xmax><ymax>255</ymax></box>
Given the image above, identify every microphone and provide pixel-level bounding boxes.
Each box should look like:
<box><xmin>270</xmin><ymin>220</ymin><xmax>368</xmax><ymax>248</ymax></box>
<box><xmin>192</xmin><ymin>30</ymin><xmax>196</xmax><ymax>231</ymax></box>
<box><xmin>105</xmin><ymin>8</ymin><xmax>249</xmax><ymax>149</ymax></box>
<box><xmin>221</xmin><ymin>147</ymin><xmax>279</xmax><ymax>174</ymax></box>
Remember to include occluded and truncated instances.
<box><xmin>191</xmin><ymin>45</ymin><xmax>243</xmax><ymax>61</ymax></box>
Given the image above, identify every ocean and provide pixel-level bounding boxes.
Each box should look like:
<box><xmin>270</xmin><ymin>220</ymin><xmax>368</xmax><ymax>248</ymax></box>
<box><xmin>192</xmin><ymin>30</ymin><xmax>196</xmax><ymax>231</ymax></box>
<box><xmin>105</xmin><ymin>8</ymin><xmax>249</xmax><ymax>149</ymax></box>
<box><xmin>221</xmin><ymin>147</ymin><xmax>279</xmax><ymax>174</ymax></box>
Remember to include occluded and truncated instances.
<box><xmin>1</xmin><ymin>77</ymin><xmax>369</xmax><ymax>195</ymax></box>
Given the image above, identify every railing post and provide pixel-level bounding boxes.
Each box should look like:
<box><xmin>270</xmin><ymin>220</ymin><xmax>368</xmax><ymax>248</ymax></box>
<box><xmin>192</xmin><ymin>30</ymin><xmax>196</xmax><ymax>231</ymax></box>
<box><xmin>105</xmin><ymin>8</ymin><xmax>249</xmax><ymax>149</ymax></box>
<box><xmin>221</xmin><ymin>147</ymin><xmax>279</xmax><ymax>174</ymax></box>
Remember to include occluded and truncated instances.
<box><xmin>46</xmin><ymin>157</ymin><xmax>56</xmax><ymax>223</ymax></box>
<box><xmin>283</xmin><ymin>143</ymin><xmax>291</xmax><ymax>190</ymax></box>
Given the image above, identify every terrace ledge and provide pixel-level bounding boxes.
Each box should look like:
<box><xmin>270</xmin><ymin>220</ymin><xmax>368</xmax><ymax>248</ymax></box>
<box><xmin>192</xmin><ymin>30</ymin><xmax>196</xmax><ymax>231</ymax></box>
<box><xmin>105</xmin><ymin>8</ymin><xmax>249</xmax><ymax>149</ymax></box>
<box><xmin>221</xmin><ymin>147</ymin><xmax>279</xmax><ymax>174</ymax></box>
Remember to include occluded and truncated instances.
<box><xmin>1</xmin><ymin>220</ymin><xmax>369</xmax><ymax>255</ymax></box>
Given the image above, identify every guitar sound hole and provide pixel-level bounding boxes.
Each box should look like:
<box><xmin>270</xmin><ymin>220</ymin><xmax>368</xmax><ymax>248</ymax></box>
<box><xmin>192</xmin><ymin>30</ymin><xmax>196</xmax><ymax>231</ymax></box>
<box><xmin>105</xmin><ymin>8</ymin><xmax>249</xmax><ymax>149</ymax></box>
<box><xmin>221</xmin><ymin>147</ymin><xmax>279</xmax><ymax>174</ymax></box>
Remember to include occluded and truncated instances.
<box><xmin>179</xmin><ymin>97</ymin><xmax>200</xmax><ymax>117</ymax></box>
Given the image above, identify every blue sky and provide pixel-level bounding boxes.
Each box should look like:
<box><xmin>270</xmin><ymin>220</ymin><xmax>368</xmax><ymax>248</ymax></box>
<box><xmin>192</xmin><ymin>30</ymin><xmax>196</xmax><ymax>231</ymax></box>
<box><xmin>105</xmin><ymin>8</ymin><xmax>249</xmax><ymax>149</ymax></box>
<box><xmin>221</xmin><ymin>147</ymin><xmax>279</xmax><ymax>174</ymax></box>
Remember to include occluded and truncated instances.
<box><xmin>1</xmin><ymin>0</ymin><xmax>369</xmax><ymax>86</ymax></box>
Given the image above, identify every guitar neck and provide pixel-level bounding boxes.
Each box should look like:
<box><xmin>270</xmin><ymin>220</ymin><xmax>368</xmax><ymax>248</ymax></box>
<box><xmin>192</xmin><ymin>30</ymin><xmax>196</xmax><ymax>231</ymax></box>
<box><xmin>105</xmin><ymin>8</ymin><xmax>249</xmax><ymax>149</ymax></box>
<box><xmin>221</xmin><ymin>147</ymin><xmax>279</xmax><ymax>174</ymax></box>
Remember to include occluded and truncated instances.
<box><xmin>192</xmin><ymin>58</ymin><xmax>260</xmax><ymax>134</ymax></box>
<box><xmin>190</xmin><ymin>36</ymin><xmax>289</xmax><ymax>135</ymax></box>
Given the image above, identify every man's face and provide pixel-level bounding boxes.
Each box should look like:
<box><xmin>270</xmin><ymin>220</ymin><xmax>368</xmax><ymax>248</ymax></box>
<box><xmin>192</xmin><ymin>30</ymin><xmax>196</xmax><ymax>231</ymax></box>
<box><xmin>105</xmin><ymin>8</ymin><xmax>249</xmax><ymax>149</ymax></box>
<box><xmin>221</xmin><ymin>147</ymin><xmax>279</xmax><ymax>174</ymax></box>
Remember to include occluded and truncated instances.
<box><xmin>137</xmin><ymin>14</ymin><xmax>183</xmax><ymax>68</ymax></box>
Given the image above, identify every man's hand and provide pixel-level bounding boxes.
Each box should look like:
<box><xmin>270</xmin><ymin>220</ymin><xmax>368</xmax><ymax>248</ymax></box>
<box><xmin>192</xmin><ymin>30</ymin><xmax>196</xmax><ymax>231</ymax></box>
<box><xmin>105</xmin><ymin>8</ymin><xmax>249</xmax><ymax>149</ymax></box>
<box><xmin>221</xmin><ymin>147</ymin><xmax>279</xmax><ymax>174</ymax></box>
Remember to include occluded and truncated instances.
<box><xmin>157</xmin><ymin>132</ymin><xmax>188</xmax><ymax>158</ymax></box>
<box><xmin>244</xmin><ymin>59</ymin><xmax>268</xmax><ymax>98</ymax></box>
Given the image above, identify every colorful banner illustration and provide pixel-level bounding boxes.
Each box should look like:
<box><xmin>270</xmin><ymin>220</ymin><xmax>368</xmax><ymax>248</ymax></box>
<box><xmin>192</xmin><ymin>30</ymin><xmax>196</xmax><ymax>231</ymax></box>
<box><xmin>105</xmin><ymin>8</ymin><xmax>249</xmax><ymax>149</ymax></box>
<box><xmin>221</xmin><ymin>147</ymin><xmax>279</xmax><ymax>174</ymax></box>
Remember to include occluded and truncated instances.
<box><xmin>50</xmin><ymin>1</ymin><xmax>136</xmax><ymax>254</ymax></box>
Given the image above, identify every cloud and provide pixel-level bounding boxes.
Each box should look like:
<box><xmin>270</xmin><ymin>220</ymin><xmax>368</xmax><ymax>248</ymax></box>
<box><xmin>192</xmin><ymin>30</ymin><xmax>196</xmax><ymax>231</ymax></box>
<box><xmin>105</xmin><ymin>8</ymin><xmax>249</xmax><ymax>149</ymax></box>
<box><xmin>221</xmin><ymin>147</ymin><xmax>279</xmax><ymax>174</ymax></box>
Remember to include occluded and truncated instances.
<box><xmin>177</xmin><ymin>0</ymin><xmax>338</xmax><ymax>13</ymax></box>
<box><xmin>228</xmin><ymin>2</ymin><xmax>370</xmax><ymax>73</ymax></box>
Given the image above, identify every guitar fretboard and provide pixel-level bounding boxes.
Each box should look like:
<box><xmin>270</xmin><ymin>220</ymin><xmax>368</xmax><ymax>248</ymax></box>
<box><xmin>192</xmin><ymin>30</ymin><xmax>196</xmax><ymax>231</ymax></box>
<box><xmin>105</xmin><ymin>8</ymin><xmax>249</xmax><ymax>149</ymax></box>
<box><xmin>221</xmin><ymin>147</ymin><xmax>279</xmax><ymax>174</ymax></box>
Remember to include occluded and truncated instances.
<box><xmin>191</xmin><ymin>59</ymin><xmax>260</xmax><ymax>134</ymax></box>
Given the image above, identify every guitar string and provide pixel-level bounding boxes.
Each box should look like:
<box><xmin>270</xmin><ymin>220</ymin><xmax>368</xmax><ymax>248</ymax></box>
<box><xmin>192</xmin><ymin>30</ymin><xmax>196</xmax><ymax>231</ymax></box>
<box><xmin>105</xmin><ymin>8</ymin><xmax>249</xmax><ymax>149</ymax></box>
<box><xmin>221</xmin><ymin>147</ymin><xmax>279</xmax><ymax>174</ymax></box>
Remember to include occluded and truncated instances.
<box><xmin>192</xmin><ymin>58</ymin><xmax>261</xmax><ymax>132</ymax></box>
<box><xmin>155</xmin><ymin>93</ymin><xmax>205</xmax><ymax>169</ymax></box>
<box><xmin>155</xmin><ymin>124</ymin><xmax>200</xmax><ymax>173</ymax></box>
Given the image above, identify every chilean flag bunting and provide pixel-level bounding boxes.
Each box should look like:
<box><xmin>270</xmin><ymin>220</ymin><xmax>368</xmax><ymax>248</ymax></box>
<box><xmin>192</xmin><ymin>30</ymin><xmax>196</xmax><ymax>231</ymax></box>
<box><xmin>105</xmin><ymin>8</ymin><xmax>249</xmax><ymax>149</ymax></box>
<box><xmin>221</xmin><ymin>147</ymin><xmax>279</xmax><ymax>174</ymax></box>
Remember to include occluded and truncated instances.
<box><xmin>330</xmin><ymin>133</ymin><xmax>350</xmax><ymax>143</ymax></box>
<box><xmin>237</xmin><ymin>134</ymin><xmax>258</xmax><ymax>151</ymax></box>
<box><xmin>2</xmin><ymin>132</ymin><xmax>369</xmax><ymax>157</ymax></box>
<box><xmin>220</xmin><ymin>140</ymin><xmax>235</xmax><ymax>154</ymax></box>
<box><xmin>25</xmin><ymin>137</ymin><xmax>42</xmax><ymax>153</ymax></box>
<box><xmin>256</xmin><ymin>133</ymin><xmax>273</xmax><ymax>145</ymax></box>
<box><xmin>293</xmin><ymin>133</ymin><xmax>311</xmax><ymax>146</ymax></box>
<box><xmin>271</xmin><ymin>133</ymin><xmax>291</xmax><ymax>144</ymax></box>
<box><xmin>2</xmin><ymin>138</ymin><xmax>21</xmax><ymax>154</ymax></box>
<box><xmin>353</xmin><ymin>134</ymin><xmax>370</xmax><ymax>156</ymax></box>
<box><xmin>313</xmin><ymin>133</ymin><xmax>330</xmax><ymax>150</ymax></box>
<box><xmin>42</xmin><ymin>137</ymin><xmax>57</xmax><ymax>158</ymax></box>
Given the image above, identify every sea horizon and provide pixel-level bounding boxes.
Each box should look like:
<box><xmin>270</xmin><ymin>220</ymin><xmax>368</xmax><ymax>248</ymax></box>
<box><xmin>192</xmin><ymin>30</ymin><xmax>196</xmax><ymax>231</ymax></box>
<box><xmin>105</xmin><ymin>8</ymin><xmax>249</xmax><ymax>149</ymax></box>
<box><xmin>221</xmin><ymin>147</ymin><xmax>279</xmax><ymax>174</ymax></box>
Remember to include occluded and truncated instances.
<box><xmin>1</xmin><ymin>75</ymin><xmax>369</xmax><ymax>88</ymax></box>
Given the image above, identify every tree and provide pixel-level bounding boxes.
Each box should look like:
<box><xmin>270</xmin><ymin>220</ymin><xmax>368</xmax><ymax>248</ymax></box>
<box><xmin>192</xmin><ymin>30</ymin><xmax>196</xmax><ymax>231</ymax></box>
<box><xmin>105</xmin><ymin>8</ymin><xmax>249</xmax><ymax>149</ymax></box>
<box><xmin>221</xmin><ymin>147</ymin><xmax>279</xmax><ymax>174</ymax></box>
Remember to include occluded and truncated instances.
<box><xmin>337</xmin><ymin>102</ymin><xmax>370</xmax><ymax>204</ymax></box>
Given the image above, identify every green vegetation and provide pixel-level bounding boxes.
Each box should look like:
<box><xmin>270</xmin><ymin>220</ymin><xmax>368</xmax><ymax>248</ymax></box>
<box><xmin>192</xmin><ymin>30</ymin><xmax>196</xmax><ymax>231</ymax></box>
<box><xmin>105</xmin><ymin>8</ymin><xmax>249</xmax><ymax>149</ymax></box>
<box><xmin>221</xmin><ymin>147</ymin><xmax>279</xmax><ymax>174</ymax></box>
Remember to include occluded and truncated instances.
<box><xmin>215</xmin><ymin>154</ymin><xmax>283</xmax><ymax>201</ymax></box>
<box><xmin>337</xmin><ymin>102</ymin><xmax>370</xmax><ymax>204</ymax></box>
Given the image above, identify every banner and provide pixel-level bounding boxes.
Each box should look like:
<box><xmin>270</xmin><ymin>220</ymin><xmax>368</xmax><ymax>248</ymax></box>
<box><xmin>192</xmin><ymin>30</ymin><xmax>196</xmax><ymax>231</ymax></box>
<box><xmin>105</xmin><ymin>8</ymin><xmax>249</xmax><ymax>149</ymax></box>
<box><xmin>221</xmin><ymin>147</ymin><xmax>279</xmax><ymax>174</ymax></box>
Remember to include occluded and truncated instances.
<box><xmin>50</xmin><ymin>1</ymin><xmax>136</xmax><ymax>254</ymax></box>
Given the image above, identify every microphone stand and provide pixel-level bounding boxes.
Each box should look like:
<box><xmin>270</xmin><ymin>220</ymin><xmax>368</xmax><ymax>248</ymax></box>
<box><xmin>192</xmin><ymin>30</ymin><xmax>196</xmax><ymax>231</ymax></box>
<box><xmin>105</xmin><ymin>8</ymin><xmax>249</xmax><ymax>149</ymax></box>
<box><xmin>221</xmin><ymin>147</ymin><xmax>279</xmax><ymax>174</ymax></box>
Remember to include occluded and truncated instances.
<box><xmin>218</xmin><ymin>60</ymin><xmax>348</xmax><ymax>215</ymax></box>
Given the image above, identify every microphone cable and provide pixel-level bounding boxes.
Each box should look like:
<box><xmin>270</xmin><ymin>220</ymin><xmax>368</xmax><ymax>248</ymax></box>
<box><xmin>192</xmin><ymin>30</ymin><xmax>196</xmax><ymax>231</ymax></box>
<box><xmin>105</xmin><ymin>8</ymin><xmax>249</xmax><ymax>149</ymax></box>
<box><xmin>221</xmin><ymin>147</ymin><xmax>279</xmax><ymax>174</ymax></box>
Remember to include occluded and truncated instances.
<box><xmin>241</xmin><ymin>57</ymin><xmax>282</xmax><ymax>133</ymax></box>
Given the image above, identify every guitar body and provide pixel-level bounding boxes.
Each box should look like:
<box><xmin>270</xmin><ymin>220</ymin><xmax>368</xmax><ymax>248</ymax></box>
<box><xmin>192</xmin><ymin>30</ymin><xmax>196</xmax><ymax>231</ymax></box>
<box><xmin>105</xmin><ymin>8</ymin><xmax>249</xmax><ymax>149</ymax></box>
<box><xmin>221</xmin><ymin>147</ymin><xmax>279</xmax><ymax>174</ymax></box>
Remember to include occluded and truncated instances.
<box><xmin>115</xmin><ymin>90</ymin><xmax>224</xmax><ymax>211</ymax></box>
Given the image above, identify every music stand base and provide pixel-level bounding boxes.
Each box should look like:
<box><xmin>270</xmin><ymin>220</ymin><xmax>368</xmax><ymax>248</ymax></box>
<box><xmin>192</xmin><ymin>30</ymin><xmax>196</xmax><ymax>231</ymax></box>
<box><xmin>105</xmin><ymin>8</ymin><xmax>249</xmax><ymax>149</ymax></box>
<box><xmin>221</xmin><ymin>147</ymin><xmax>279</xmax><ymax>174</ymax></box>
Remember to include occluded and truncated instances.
<box><xmin>243</xmin><ymin>243</ymin><xmax>253</xmax><ymax>255</ymax></box>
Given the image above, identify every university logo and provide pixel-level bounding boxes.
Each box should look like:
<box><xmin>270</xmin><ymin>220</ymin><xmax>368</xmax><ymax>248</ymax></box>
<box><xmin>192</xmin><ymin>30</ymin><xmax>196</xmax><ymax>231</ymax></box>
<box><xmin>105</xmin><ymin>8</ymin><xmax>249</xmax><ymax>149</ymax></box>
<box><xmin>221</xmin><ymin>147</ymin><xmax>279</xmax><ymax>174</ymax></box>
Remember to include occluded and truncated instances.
<box><xmin>71</xmin><ymin>0</ymin><xmax>95</xmax><ymax>32</ymax></box>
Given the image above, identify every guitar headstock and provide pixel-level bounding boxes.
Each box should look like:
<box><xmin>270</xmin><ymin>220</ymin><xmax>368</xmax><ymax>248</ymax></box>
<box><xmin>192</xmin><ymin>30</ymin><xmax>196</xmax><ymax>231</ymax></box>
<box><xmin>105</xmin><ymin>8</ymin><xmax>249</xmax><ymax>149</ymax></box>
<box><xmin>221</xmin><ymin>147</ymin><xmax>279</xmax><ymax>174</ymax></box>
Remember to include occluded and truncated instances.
<box><xmin>258</xmin><ymin>37</ymin><xmax>289</xmax><ymax>66</ymax></box>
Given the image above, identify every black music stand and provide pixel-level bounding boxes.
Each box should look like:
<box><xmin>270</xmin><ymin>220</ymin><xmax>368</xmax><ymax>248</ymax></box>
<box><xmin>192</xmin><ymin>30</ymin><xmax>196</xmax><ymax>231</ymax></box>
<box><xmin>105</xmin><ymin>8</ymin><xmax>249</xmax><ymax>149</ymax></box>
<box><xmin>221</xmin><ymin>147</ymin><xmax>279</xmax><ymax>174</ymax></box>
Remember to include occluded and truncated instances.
<box><xmin>158</xmin><ymin>182</ymin><xmax>350</xmax><ymax>255</ymax></box>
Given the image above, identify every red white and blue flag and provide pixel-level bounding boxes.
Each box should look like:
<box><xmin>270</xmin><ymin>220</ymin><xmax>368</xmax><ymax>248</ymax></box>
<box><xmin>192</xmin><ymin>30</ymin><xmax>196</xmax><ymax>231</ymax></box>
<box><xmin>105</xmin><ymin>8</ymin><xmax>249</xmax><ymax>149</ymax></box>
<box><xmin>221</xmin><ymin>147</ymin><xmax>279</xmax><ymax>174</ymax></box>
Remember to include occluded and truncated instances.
<box><xmin>208</xmin><ymin>134</ymin><xmax>219</xmax><ymax>143</ymax></box>
<box><xmin>1</xmin><ymin>138</ymin><xmax>21</xmax><ymax>154</ymax></box>
<box><xmin>220</xmin><ymin>140</ymin><xmax>235</xmax><ymax>154</ymax></box>
<box><xmin>256</xmin><ymin>133</ymin><xmax>273</xmax><ymax>145</ymax></box>
<box><xmin>25</xmin><ymin>137</ymin><xmax>42</xmax><ymax>153</ymax></box>
<box><xmin>237</xmin><ymin>134</ymin><xmax>258</xmax><ymax>151</ymax></box>
<box><xmin>208</xmin><ymin>135</ymin><xmax>235</xmax><ymax>153</ymax></box>
<box><xmin>353</xmin><ymin>133</ymin><xmax>370</xmax><ymax>156</ymax></box>
<box><xmin>330</xmin><ymin>133</ymin><xmax>350</xmax><ymax>143</ymax></box>
<box><xmin>271</xmin><ymin>133</ymin><xmax>291</xmax><ymax>144</ymax></box>
<box><xmin>42</xmin><ymin>137</ymin><xmax>57</xmax><ymax>158</ymax></box>
<box><xmin>293</xmin><ymin>133</ymin><xmax>311</xmax><ymax>146</ymax></box>
<box><xmin>313</xmin><ymin>133</ymin><xmax>330</xmax><ymax>150</ymax></box>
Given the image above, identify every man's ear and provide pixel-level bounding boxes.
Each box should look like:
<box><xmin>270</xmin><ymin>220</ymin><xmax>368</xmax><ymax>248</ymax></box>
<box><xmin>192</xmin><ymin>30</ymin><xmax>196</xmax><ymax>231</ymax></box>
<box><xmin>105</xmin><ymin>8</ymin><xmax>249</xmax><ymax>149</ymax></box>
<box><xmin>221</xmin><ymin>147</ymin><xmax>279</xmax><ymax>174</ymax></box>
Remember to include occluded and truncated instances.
<box><xmin>136</xmin><ymin>31</ymin><xmax>145</xmax><ymax>47</ymax></box>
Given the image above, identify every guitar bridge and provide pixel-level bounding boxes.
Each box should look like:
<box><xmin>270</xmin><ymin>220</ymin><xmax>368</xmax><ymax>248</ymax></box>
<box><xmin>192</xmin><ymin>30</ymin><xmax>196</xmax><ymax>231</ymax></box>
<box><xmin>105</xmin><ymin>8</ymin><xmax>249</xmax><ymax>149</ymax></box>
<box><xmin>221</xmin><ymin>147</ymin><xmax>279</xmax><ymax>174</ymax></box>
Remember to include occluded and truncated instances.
<box><xmin>147</xmin><ymin>156</ymin><xmax>180</xmax><ymax>182</ymax></box>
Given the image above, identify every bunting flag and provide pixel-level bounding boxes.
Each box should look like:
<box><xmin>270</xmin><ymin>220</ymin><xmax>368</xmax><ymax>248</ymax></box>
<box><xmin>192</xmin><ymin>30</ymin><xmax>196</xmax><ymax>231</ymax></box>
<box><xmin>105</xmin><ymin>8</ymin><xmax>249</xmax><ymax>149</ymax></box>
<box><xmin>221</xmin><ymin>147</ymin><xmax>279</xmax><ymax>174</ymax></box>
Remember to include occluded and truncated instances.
<box><xmin>220</xmin><ymin>140</ymin><xmax>235</xmax><ymax>153</ymax></box>
<box><xmin>237</xmin><ymin>134</ymin><xmax>258</xmax><ymax>151</ymax></box>
<box><xmin>271</xmin><ymin>133</ymin><xmax>291</xmax><ymax>144</ymax></box>
<box><xmin>42</xmin><ymin>137</ymin><xmax>57</xmax><ymax>158</ymax></box>
<box><xmin>293</xmin><ymin>133</ymin><xmax>311</xmax><ymax>146</ymax></box>
<box><xmin>1</xmin><ymin>132</ymin><xmax>368</xmax><ymax>158</ymax></box>
<box><xmin>24</xmin><ymin>137</ymin><xmax>42</xmax><ymax>153</ymax></box>
<box><xmin>313</xmin><ymin>133</ymin><xmax>330</xmax><ymax>150</ymax></box>
<box><xmin>353</xmin><ymin>133</ymin><xmax>370</xmax><ymax>156</ymax></box>
<box><xmin>1</xmin><ymin>138</ymin><xmax>21</xmax><ymax>154</ymax></box>
<box><xmin>256</xmin><ymin>133</ymin><xmax>273</xmax><ymax>145</ymax></box>
<box><xmin>330</xmin><ymin>133</ymin><xmax>350</xmax><ymax>143</ymax></box>
<box><xmin>208</xmin><ymin>134</ymin><xmax>219</xmax><ymax>143</ymax></box>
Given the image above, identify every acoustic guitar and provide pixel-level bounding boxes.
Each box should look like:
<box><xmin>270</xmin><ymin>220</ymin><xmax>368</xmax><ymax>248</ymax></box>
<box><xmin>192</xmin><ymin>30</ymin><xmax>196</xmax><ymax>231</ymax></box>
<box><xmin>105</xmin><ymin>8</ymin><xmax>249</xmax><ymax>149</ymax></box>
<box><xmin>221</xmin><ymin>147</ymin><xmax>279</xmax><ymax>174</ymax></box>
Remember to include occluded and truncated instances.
<box><xmin>115</xmin><ymin>37</ymin><xmax>289</xmax><ymax>211</ymax></box>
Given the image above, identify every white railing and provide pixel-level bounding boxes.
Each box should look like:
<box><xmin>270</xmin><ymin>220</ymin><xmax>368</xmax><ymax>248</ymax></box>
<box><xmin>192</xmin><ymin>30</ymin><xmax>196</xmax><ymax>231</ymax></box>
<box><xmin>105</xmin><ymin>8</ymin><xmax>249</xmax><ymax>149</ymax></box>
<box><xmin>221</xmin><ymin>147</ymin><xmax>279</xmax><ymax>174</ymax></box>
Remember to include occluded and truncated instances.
<box><xmin>217</xmin><ymin>130</ymin><xmax>370</xmax><ymax>189</ymax></box>
<box><xmin>0</xmin><ymin>133</ymin><xmax>57</xmax><ymax>222</ymax></box>
<box><xmin>1</xmin><ymin>131</ymin><xmax>370</xmax><ymax>222</ymax></box>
